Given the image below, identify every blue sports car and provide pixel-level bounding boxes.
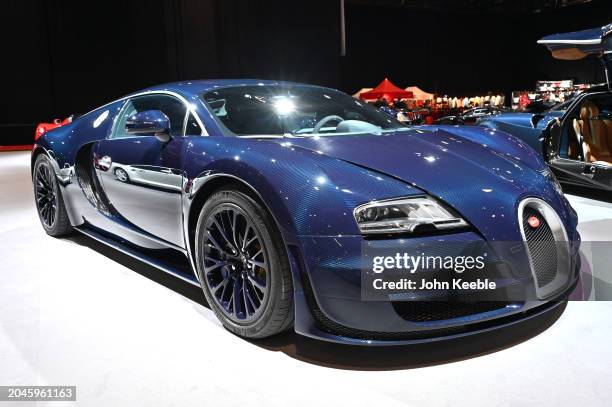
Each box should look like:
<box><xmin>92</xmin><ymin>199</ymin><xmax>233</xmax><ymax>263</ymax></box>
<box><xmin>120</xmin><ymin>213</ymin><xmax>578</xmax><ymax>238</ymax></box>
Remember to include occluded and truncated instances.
<box><xmin>480</xmin><ymin>24</ymin><xmax>612</xmax><ymax>193</ymax></box>
<box><xmin>32</xmin><ymin>80</ymin><xmax>580</xmax><ymax>345</ymax></box>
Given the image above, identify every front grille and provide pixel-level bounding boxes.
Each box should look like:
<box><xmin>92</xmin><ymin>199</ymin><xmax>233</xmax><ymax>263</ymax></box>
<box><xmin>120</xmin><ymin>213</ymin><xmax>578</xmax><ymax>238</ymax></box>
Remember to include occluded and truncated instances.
<box><xmin>522</xmin><ymin>207</ymin><xmax>557</xmax><ymax>288</ymax></box>
<box><xmin>300</xmin><ymin>267</ymin><xmax>566</xmax><ymax>341</ymax></box>
<box><xmin>300</xmin><ymin>269</ymin><xmax>469</xmax><ymax>340</ymax></box>
<box><xmin>392</xmin><ymin>301</ymin><xmax>508</xmax><ymax>323</ymax></box>
<box><xmin>289</xmin><ymin>243</ymin><xmax>569</xmax><ymax>342</ymax></box>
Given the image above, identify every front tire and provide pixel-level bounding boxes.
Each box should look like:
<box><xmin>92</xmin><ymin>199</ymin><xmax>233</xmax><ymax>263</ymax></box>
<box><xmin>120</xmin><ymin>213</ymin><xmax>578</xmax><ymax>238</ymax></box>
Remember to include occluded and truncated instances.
<box><xmin>33</xmin><ymin>154</ymin><xmax>73</xmax><ymax>237</ymax></box>
<box><xmin>195</xmin><ymin>189</ymin><xmax>294</xmax><ymax>339</ymax></box>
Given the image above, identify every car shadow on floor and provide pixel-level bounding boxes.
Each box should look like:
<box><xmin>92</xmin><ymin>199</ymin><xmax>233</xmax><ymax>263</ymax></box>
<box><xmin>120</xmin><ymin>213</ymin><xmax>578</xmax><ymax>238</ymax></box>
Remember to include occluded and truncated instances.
<box><xmin>64</xmin><ymin>234</ymin><xmax>208</xmax><ymax>307</ymax></box>
<box><xmin>66</xmin><ymin>233</ymin><xmax>566</xmax><ymax>372</ymax></box>
<box><xmin>251</xmin><ymin>305</ymin><xmax>564</xmax><ymax>371</ymax></box>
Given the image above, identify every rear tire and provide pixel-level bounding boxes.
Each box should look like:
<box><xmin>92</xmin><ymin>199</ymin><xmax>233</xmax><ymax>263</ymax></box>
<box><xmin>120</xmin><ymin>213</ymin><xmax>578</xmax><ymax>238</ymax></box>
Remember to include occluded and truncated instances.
<box><xmin>33</xmin><ymin>154</ymin><xmax>73</xmax><ymax>237</ymax></box>
<box><xmin>195</xmin><ymin>189</ymin><xmax>294</xmax><ymax>339</ymax></box>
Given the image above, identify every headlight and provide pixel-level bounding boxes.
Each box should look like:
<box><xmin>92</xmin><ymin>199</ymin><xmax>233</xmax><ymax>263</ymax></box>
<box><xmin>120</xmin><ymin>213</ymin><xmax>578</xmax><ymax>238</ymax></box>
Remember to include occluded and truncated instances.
<box><xmin>353</xmin><ymin>195</ymin><xmax>469</xmax><ymax>235</ymax></box>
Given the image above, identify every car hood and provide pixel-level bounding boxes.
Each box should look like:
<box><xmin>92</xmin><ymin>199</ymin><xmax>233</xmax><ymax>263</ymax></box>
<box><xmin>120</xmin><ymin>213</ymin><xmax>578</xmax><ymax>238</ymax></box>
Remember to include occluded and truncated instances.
<box><xmin>275</xmin><ymin>128</ymin><xmax>566</xmax><ymax>241</ymax></box>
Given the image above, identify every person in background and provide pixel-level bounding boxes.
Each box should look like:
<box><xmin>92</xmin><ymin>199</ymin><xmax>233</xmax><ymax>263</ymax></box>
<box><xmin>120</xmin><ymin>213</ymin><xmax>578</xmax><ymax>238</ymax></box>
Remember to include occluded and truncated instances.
<box><xmin>394</xmin><ymin>98</ymin><xmax>407</xmax><ymax>110</ymax></box>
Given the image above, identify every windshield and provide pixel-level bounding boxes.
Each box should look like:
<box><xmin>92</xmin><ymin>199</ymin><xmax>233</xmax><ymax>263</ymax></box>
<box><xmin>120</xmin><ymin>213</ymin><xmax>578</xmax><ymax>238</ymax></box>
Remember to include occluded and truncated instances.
<box><xmin>548</xmin><ymin>98</ymin><xmax>574</xmax><ymax>112</ymax></box>
<box><xmin>201</xmin><ymin>85</ymin><xmax>406</xmax><ymax>137</ymax></box>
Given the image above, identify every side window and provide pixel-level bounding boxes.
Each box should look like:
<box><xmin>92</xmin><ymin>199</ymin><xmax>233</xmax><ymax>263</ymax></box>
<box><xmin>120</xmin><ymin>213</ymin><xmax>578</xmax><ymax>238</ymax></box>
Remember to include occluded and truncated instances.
<box><xmin>185</xmin><ymin>113</ymin><xmax>203</xmax><ymax>136</ymax></box>
<box><xmin>111</xmin><ymin>94</ymin><xmax>187</xmax><ymax>139</ymax></box>
<box><xmin>112</xmin><ymin>100</ymin><xmax>137</xmax><ymax>139</ymax></box>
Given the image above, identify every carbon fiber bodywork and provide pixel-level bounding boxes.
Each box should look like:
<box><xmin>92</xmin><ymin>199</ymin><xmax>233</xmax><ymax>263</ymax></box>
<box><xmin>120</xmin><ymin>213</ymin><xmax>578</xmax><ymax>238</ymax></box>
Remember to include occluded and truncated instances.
<box><xmin>32</xmin><ymin>80</ymin><xmax>581</xmax><ymax>344</ymax></box>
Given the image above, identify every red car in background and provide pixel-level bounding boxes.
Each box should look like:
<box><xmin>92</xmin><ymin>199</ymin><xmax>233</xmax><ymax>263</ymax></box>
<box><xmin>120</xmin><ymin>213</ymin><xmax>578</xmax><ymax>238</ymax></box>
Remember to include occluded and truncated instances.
<box><xmin>34</xmin><ymin>116</ymin><xmax>73</xmax><ymax>141</ymax></box>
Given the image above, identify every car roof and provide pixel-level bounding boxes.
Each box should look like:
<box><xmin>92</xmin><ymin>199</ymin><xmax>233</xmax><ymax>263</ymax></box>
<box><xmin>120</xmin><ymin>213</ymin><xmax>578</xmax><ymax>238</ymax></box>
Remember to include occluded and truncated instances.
<box><xmin>130</xmin><ymin>79</ymin><xmax>332</xmax><ymax>97</ymax></box>
<box><xmin>81</xmin><ymin>79</ymin><xmax>337</xmax><ymax>118</ymax></box>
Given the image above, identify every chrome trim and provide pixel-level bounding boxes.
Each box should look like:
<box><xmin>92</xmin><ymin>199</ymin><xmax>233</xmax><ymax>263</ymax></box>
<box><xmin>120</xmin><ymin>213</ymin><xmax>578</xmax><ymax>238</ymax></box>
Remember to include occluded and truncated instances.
<box><xmin>537</xmin><ymin>39</ymin><xmax>601</xmax><ymax>45</ymax></box>
<box><xmin>517</xmin><ymin>198</ymin><xmax>571</xmax><ymax>300</ymax></box>
<box><xmin>87</xmin><ymin>90</ymin><xmax>209</xmax><ymax>137</ymax></box>
<box><xmin>237</xmin><ymin>135</ymin><xmax>286</xmax><ymax>139</ymax></box>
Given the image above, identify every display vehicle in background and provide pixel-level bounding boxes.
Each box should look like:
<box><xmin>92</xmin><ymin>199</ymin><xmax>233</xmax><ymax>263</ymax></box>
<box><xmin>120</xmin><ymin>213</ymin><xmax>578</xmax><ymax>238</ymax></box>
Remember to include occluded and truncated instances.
<box><xmin>32</xmin><ymin>80</ymin><xmax>580</xmax><ymax>345</ymax></box>
<box><xmin>434</xmin><ymin>106</ymin><xmax>506</xmax><ymax>125</ymax></box>
<box><xmin>34</xmin><ymin>116</ymin><xmax>74</xmax><ymax>141</ymax></box>
<box><xmin>378</xmin><ymin>105</ymin><xmax>423</xmax><ymax>124</ymax></box>
<box><xmin>479</xmin><ymin>24</ymin><xmax>612</xmax><ymax>194</ymax></box>
<box><xmin>106</xmin><ymin>162</ymin><xmax>184</xmax><ymax>192</ymax></box>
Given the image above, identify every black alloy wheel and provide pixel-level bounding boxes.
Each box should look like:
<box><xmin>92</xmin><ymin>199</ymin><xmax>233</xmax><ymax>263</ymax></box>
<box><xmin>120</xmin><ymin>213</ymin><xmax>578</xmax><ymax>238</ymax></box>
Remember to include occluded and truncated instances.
<box><xmin>203</xmin><ymin>204</ymin><xmax>270</xmax><ymax>323</ymax></box>
<box><xmin>195</xmin><ymin>189</ymin><xmax>294</xmax><ymax>339</ymax></box>
<box><xmin>35</xmin><ymin>161</ymin><xmax>58</xmax><ymax>228</ymax></box>
<box><xmin>33</xmin><ymin>155</ymin><xmax>73</xmax><ymax>236</ymax></box>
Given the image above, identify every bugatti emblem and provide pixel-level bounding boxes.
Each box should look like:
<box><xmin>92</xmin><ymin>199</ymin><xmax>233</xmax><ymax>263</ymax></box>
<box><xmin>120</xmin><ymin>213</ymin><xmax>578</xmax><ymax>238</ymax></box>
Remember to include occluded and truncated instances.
<box><xmin>527</xmin><ymin>215</ymin><xmax>541</xmax><ymax>229</ymax></box>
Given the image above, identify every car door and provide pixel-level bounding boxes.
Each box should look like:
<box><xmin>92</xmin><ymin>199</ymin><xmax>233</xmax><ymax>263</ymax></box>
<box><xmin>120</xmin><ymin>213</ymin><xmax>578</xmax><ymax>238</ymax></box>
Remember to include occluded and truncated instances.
<box><xmin>547</xmin><ymin>92</ymin><xmax>612</xmax><ymax>192</ymax></box>
<box><xmin>538</xmin><ymin>23</ymin><xmax>611</xmax><ymax>87</ymax></box>
<box><xmin>93</xmin><ymin>93</ymin><xmax>199</xmax><ymax>247</ymax></box>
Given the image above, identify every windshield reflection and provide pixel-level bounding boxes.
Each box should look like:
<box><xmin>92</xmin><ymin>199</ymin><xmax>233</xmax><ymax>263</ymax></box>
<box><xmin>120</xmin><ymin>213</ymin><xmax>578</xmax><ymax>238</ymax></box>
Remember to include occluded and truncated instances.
<box><xmin>202</xmin><ymin>85</ymin><xmax>407</xmax><ymax>137</ymax></box>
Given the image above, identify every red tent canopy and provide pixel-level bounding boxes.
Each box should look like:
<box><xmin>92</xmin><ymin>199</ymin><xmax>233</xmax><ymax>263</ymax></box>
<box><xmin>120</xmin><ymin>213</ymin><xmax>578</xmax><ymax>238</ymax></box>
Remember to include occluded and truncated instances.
<box><xmin>359</xmin><ymin>78</ymin><xmax>413</xmax><ymax>101</ymax></box>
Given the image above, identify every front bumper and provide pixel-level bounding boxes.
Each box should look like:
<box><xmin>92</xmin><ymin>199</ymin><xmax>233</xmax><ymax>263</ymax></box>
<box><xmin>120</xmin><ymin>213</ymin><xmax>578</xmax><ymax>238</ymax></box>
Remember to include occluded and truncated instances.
<box><xmin>290</xmin><ymin>232</ymin><xmax>581</xmax><ymax>345</ymax></box>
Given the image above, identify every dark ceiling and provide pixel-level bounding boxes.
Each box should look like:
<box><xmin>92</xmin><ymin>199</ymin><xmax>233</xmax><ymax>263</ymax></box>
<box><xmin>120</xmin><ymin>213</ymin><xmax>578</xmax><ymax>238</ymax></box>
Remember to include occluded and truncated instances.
<box><xmin>347</xmin><ymin>0</ymin><xmax>593</xmax><ymax>13</ymax></box>
<box><xmin>2</xmin><ymin>0</ymin><xmax>609</xmax><ymax>145</ymax></box>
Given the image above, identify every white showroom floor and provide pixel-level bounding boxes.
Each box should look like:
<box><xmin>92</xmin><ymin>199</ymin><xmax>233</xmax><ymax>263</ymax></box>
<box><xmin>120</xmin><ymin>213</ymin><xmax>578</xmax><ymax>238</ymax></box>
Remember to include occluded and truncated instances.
<box><xmin>1</xmin><ymin>150</ymin><xmax>612</xmax><ymax>407</ymax></box>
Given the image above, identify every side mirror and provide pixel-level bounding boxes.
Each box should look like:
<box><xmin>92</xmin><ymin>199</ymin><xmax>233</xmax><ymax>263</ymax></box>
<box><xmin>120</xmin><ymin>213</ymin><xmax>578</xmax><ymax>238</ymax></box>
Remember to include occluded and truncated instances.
<box><xmin>531</xmin><ymin>114</ymin><xmax>545</xmax><ymax>128</ymax></box>
<box><xmin>544</xmin><ymin>118</ymin><xmax>562</xmax><ymax>161</ymax></box>
<box><xmin>126</xmin><ymin>110</ymin><xmax>171</xmax><ymax>142</ymax></box>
